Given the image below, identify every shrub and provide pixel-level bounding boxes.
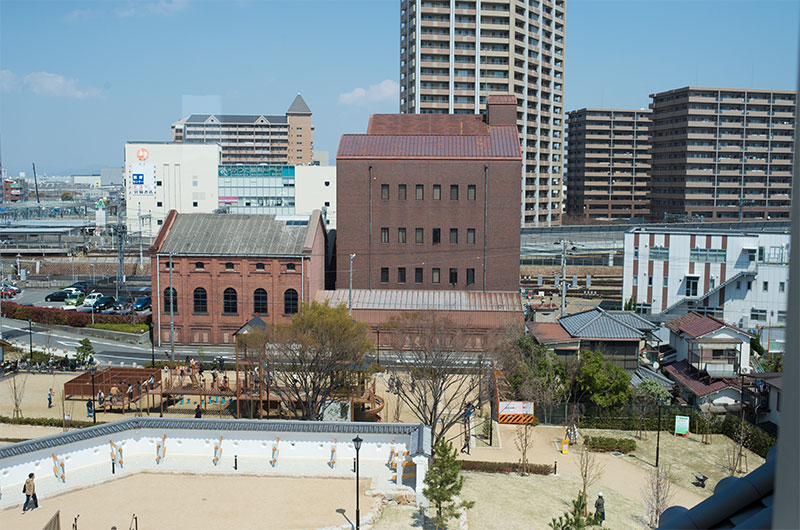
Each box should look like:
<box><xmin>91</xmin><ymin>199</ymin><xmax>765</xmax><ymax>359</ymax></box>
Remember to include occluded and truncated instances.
<box><xmin>717</xmin><ymin>414</ymin><xmax>776</xmax><ymax>458</ymax></box>
<box><xmin>584</xmin><ymin>436</ymin><xmax>636</xmax><ymax>453</ymax></box>
<box><xmin>0</xmin><ymin>416</ymin><xmax>104</xmax><ymax>429</ymax></box>
<box><xmin>459</xmin><ymin>460</ymin><xmax>552</xmax><ymax>475</ymax></box>
<box><xmin>87</xmin><ymin>323</ymin><xmax>148</xmax><ymax>334</ymax></box>
<box><xmin>1</xmin><ymin>302</ymin><xmax>149</xmax><ymax>329</ymax></box>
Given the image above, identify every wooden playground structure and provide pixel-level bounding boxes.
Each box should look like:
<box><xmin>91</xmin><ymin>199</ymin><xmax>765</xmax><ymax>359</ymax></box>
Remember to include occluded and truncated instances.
<box><xmin>63</xmin><ymin>367</ymin><xmax>161</xmax><ymax>414</ymax></box>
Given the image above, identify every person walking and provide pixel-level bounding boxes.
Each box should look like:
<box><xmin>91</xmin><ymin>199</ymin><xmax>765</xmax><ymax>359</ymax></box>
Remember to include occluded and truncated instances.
<box><xmin>194</xmin><ymin>404</ymin><xmax>202</xmax><ymax>418</ymax></box>
<box><xmin>595</xmin><ymin>492</ymin><xmax>605</xmax><ymax>526</ymax></box>
<box><xmin>22</xmin><ymin>473</ymin><xmax>38</xmax><ymax>513</ymax></box>
<box><xmin>47</xmin><ymin>388</ymin><xmax>53</xmax><ymax>408</ymax></box>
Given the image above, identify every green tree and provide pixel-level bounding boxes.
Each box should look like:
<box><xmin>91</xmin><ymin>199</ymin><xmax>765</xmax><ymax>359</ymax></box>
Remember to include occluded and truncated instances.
<box><xmin>623</xmin><ymin>296</ymin><xmax>636</xmax><ymax>311</ymax></box>
<box><xmin>631</xmin><ymin>379</ymin><xmax>672</xmax><ymax>439</ymax></box>
<box><xmin>423</xmin><ymin>440</ymin><xmax>473</xmax><ymax>529</ymax></box>
<box><xmin>575</xmin><ymin>350</ymin><xmax>631</xmax><ymax>407</ymax></box>
<box><xmin>548</xmin><ymin>493</ymin><xmax>603</xmax><ymax>530</ymax></box>
<box><xmin>761</xmin><ymin>352</ymin><xmax>783</xmax><ymax>372</ymax></box>
<box><xmin>75</xmin><ymin>338</ymin><xmax>95</xmax><ymax>365</ymax></box>
<box><xmin>60</xmin><ymin>192</ymin><xmax>73</xmax><ymax>201</ymax></box>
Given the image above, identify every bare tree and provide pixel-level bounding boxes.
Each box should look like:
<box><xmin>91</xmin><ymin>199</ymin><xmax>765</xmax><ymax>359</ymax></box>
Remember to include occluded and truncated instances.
<box><xmin>7</xmin><ymin>374</ymin><xmax>28</xmax><ymax>418</ymax></box>
<box><xmin>515</xmin><ymin>423</ymin><xmax>533</xmax><ymax>475</ymax></box>
<box><xmin>386</xmin><ymin>312</ymin><xmax>487</xmax><ymax>447</ymax></box>
<box><xmin>698</xmin><ymin>406</ymin><xmax>714</xmax><ymax>445</ymax></box>
<box><xmin>642</xmin><ymin>465</ymin><xmax>675</xmax><ymax>528</ymax></box>
<box><xmin>579</xmin><ymin>445</ymin><xmax>605</xmax><ymax>515</ymax></box>
<box><xmin>245</xmin><ymin>302</ymin><xmax>373</xmax><ymax>421</ymax></box>
<box><xmin>720</xmin><ymin>438</ymin><xmax>741</xmax><ymax>477</ymax></box>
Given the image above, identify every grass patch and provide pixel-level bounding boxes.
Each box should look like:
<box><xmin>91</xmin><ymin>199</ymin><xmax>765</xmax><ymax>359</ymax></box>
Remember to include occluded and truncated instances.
<box><xmin>87</xmin><ymin>323</ymin><xmax>148</xmax><ymax>334</ymax></box>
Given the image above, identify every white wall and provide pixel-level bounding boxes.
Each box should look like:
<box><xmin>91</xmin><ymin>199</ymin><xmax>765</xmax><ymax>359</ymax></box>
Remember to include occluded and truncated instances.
<box><xmin>622</xmin><ymin>230</ymin><xmax>789</xmax><ymax>329</ymax></box>
<box><xmin>295</xmin><ymin>166</ymin><xmax>336</xmax><ymax>229</ymax></box>
<box><xmin>0</xmin><ymin>420</ymin><xmax>429</xmax><ymax>511</ymax></box>
<box><xmin>766</xmin><ymin>386</ymin><xmax>782</xmax><ymax>426</ymax></box>
<box><xmin>124</xmin><ymin>143</ymin><xmax>221</xmax><ymax>238</ymax></box>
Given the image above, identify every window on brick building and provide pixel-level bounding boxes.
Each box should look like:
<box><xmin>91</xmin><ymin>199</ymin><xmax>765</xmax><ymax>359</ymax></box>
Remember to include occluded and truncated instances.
<box><xmin>284</xmin><ymin>289</ymin><xmax>298</xmax><ymax>314</ymax></box>
<box><xmin>193</xmin><ymin>288</ymin><xmax>207</xmax><ymax>313</ymax></box>
<box><xmin>416</xmin><ymin>184</ymin><xmax>424</xmax><ymax>200</ymax></box>
<box><xmin>449</xmin><ymin>268</ymin><xmax>458</xmax><ymax>284</ymax></box>
<box><xmin>433</xmin><ymin>184</ymin><xmax>441</xmax><ymax>200</ymax></box>
<box><xmin>164</xmin><ymin>288</ymin><xmax>177</xmax><ymax>313</ymax></box>
<box><xmin>380</xmin><ymin>267</ymin><xmax>389</xmax><ymax>283</ymax></box>
<box><xmin>468</xmin><ymin>185</ymin><xmax>476</xmax><ymax>200</ymax></box>
<box><xmin>225</xmin><ymin>262</ymin><xmax>234</xmax><ymax>271</ymax></box>
<box><xmin>432</xmin><ymin>228</ymin><xmax>441</xmax><ymax>245</ymax></box>
<box><xmin>222</xmin><ymin>288</ymin><xmax>238</xmax><ymax>314</ymax></box>
<box><xmin>256</xmin><ymin>263</ymin><xmax>265</xmax><ymax>271</ymax></box>
<box><xmin>398</xmin><ymin>228</ymin><xmax>407</xmax><ymax>243</ymax></box>
<box><xmin>450</xmin><ymin>228</ymin><xmax>458</xmax><ymax>244</ymax></box>
<box><xmin>415</xmin><ymin>228</ymin><xmax>424</xmax><ymax>243</ymax></box>
<box><xmin>415</xmin><ymin>267</ymin><xmax>424</xmax><ymax>283</ymax></box>
<box><xmin>466</xmin><ymin>268</ymin><xmax>475</xmax><ymax>285</ymax></box>
<box><xmin>450</xmin><ymin>185</ymin><xmax>459</xmax><ymax>200</ymax></box>
<box><xmin>467</xmin><ymin>228</ymin><xmax>476</xmax><ymax>244</ymax></box>
<box><xmin>381</xmin><ymin>184</ymin><xmax>389</xmax><ymax>200</ymax></box>
<box><xmin>381</xmin><ymin>227</ymin><xmax>389</xmax><ymax>243</ymax></box>
<box><xmin>254</xmin><ymin>289</ymin><xmax>268</xmax><ymax>314</ymax></box>
<box><xmin>286</xmin><ymin>263</ymin><xmax>296</xmax><ymax>271</ymax></box>
<box><xmin>195</xmin><ymin>262</ymin><xmax>204</xmax><ymax>270</ymax></box>
<box><xmin>432</xmin><ymin>268</ymin><xmax>440</xmax><ymax>283</ymax></box>
<box><xmin>398</xmin><ymin>184</ymin><xmax>407</xmax><ymax>200</ymax></box>
<box><xmin>398</xmin><ymin>267</ymin><xmax>406</xmax><ymax>283</ymax></box>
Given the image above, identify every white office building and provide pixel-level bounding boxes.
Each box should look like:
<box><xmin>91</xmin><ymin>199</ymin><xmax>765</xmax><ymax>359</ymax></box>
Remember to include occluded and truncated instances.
<box><xmin>622</xmin><ymin>227</ymin><xmax>789</xmax><ymax>330</ymax></box>
<box><xmin>295</xmin><ymin>166</ymin><xmax>336</xmax><ymax>229</ymax></box>
<box><xmin>124</xmin><ymin>142</ymin><xmax>221</xmax><ymax>238</ymax></box>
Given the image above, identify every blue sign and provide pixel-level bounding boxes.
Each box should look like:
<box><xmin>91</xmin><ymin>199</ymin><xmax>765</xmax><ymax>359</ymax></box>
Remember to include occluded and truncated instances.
<box><xmin>132</xmin><ymin>173</ymin><xmax>145</xmax><ymax>185</ymax></box>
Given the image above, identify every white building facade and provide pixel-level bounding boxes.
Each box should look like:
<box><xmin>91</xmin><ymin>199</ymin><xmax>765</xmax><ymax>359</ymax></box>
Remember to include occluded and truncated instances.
<box><xmin>124</xmin><ymin>142</ymin><xmax>221</xmax><ymax>238</ymax></box>
<box><xmin>622</xmin><ymin>227</ymin><xmax>790</xmax><ymax>330</ymax></box>
<box><xmin>295</xmin><ymin>165</ymin><xmax>336</xmax><ymax>229</ymax></box>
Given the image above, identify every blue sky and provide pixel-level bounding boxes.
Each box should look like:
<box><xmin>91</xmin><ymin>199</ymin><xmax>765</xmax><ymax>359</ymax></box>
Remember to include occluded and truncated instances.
<box><xmin>0</xmin><ymin>0</ymin><xmax>797</xmax><ymax>176</ymax></box>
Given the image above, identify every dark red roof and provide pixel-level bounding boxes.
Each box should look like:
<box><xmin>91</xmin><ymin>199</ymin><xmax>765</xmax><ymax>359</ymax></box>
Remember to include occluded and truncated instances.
<box><xmin>666</xmin><ymin>312</ymin><xmax>751</xmax><ymax>339</ymax></box>
<box><xmin>337</xmin><ymin>126</ymin><xmax>521</xmax><ymax>159</ymax></box>
<box><xmin>367</xmin><ymin>114</ymin><xmax>489</xmax><ymax>135</ymax></box>
<box><xmin>664</xmin><ymin>360</ymin><xmax>741</xmax><ymax>397</ymax></box>
<box><xmin>529</xmin><ymin>322</ymin><xmax>573</xmax><ymax>342</ymax></box>
<box><xmin>487</xmin><ymin>94</ymin><xmax>517</xmax><ymax>104</ymax></box>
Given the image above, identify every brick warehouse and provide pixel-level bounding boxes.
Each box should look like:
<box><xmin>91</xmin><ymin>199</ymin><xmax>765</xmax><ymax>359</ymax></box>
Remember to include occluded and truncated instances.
<box><xmin>336</xmin><ymin>94</ymin><xmax>522</xmax><ymax>292</ymax></box>
<box><xmin>150</xmin><ymin>210</ymin><xmax>326</xmax><ymax>346</ymax></box>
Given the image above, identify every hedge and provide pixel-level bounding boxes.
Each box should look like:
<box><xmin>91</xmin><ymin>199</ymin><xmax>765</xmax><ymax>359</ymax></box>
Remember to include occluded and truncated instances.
<box><xmin>717</xmin><ymin>414</ymin><xmax>776</xmax><ymax>458</ymax></box>
<box><xmin>584</xmin><ymin>436</ymin><xmax>636</xmax><ymax>453</ymax></box>
<box><xmin>1</xmin><ymin>302</ymin><xmax>149</xmax><ymax>329</ymax></box>
<box><xmin>87</xmin><ymin>323</ymin><xmax>149</xmax><ymax>334</ymax></box>
<box><xmin>459</xmin><ymin>460</ymin><xmax>553</xmax><ymax>475</ymax></box>
<box><xmin>0</xmin><ymin>416</ymin><xmax>104</xmax><ymax>429</ymax></box>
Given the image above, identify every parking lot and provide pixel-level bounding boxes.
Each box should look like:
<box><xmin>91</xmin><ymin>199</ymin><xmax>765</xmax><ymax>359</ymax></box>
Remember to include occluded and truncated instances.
<box><xmin>5</xmin><ymin>287</ymin><xmax>152</xmax><ymax>317</ymax></box>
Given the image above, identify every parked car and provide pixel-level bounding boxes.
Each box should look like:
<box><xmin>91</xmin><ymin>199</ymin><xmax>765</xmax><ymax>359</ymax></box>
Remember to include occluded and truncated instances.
<box><xmin>113</xmin><ymin>296</ymin><xmax>132</xmax><ymax>310</ymax></box>
<box><xmin>93</xmin><ymin>296</ymin><xmax>115</xmax><ymax>311</ymax></box>
<box><xmin>0</xmin><ymin>287</ymin><xmax>16</xmax><ymax>298</ymax></box>
<box><xmin>132</xmin><ymin>296</ymin><xmax>151</xmax><ymax>311</ymax></box>
<box><xmin>83</xmin><ymin>292</ymin><xmax>103</xmax><ymax>307</ymax></box>
<box><xmin>65</xmin><ymin>292</ymin><xmax>86</xmax><ymax>306</ymax></box>
<box><xmin>68</xmin><ymin>283</ymin><xmax>89</xmax><ymax>294</ymax></box>
<box><xmin>2</xmin><ymin>283</ymin><xmax>21</xmax><ymax>294</ymax></box>
<box><xmin>45</xmin><ymin>290</ymin><xmax>71</xmax><ymax>302</ymax></box>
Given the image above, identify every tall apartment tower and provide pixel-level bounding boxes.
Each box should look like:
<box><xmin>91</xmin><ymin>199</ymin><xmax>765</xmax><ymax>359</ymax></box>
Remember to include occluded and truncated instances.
<box><xmin>171</xmin><ymin>93</ymin><xmax>314</xmax><ymax>165</ymax></box>
<box><xmin>649</xmin><ymin>86</ymin><xmax>795</xmax><ymax>222</ymax></box>
<box><xmin>565</xmin><ymin>108</ymin><xmax>651</xmax><ymax>221</ymax></box>
<box><xmin>399</xmin><ymin>0</ymin><xmax>566</xmax><ymax>227</ymax></box>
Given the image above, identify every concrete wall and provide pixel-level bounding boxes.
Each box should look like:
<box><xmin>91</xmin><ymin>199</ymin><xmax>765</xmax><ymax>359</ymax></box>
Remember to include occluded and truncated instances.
<box><xmin>0</xmin><ymin>419</ymin><xmax>430</xmax><ymax>511</ymax></box>
<box><xmin>295</xmin><ymin>166</ymin><xmax>336</xmax><ymax>229</ymax></box>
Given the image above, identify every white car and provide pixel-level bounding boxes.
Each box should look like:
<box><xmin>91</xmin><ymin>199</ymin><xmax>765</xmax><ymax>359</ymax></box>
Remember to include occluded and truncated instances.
<box><xmin>83</xmin><ymin>292</ymin><xmax>103</xmax><ymax>307</ymax></box>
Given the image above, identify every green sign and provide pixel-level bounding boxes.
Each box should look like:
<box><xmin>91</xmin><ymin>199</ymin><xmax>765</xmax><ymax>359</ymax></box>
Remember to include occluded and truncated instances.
<box><xmin>674</xmin><ymin>415</ymin><xmax>690</xmax><ymax>436</ymax></box>
<box><xmin>95</xmin><ymin>199</ymin><xmax>106</xmax><ymax>209</ymax></box>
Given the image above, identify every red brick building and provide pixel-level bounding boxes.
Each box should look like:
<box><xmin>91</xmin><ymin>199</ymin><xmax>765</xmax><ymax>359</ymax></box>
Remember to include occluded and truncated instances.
<box><xmin>335</xmin><ymin>95</ymin><xmax>522</xmax><ymax>292</ymax></box>
<box><xmin>150</xmin><ymin>209</ymin><xmax>326</xmax><ymax>346</ymax></box>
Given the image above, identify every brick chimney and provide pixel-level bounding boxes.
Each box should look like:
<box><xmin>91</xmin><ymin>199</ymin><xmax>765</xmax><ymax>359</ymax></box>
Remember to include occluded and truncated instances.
<box><xmin>486</xmin><ymin>94</ymin><xmax>517</xmax><ymax>126</ymax></box>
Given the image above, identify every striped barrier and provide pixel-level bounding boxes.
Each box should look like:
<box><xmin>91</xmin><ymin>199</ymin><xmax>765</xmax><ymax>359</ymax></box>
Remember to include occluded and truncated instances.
<box><xmin>498</xmin><ymin>414</ymin><xmax>537</xmax><ymax>424</ymax></box>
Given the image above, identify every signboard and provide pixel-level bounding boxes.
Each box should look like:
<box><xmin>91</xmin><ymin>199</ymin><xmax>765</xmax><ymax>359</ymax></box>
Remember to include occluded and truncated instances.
<box><xmin>136</xmin><ymin>147</ymin><xmax>149</xmax><ymax>160</ymax></box>
<box><xmin>674</xmin><ymin>415</ymin><xmax>690</xmax><ymax>436</ymax></box>
<box><xmin>498</xmin><ymin>401</ymin><xmax>536</xmax><ymax>424</ymax></box>
<box><xmin>219</xmin><ymin>165</ymin><xmax>294</xmax><ymax>178</ymax></box>
<box><xmin>130</xmin><ymin>163</ymin><xmax>155</xmax><ymax>195</ymax></box>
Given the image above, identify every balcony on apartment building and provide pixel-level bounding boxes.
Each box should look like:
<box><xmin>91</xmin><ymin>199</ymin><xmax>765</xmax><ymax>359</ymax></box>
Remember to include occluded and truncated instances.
<box><xmin>688</xmin><ymin>341</ymin><xmax>743</xmax><ymax>377</ymax></box>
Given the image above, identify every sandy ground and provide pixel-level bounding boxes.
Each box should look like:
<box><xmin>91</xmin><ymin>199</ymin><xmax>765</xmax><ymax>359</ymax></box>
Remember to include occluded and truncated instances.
<box><xmin>0</xmin><ymin>473</ymin><xmax>374</xmax><ymax>530</ymax></box>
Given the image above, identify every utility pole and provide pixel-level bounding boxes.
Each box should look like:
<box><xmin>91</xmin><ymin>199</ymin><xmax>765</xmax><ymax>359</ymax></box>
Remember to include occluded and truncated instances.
<box><xmin>169</xmin><ymin>253</ymin><xmax>174</xmax><ymax>358</ymax></box>
<box><xmin>0</xmin><ymin>263</ymin><xmax>4</xmax><ymax>341</ymax></box>
<box><xmin>349</xmin><ymin>253</ymin><xmax>356</xmax><ymax>315</ymax></box>
<box><xmin>115</xmin><ymin>202</ymin><xmax>125</xmax><ymax>298</ymax></box>
<box><xmin>31</xmin><ymin>163</ymin><xmax>40</xmax><ymax>204</ymax></box>
<box><xmin>559</xmin><ymin>239</ymin><xmax>568</xmax><ymax>318</ymax></box>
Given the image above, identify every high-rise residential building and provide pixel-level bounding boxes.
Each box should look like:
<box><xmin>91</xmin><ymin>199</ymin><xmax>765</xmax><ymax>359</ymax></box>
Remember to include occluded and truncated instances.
<box><xmin>399</xmin><ymin>0</ymin><xmax>566</xmax><ymax>227</ymax></box>
<box><xmin>649</xmin><ymin>86</ymin><xmax>795</xmax><ymax>222</ymax></box>
<box><xmin>565</xmin><ymin>108</ymin><xmax>651</xmax><ymax>221</ymax></box>
<box><xmin>336</xmin><ymin>95</ymin><xmax>522</xmax><ymax>292</ymax></box>
<box><xmin>171</xmin><ymin>93</ymin><xmax>314</xmax><ymax>165</ymax></box>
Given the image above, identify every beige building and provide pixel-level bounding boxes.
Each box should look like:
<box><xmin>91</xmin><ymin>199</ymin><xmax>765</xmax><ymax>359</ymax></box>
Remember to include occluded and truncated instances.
<box><xmin>649</xmin><ymin>86</ymin><xmax>795</xmax><ymax>222</ymax></box>
<box><xmin>171</xmin><ymin>93</ymin><xmax>314</xmax><ymax>165</ymax></box>
<box><xmin>399</xmin><ymin>0</ymin><xmax>566</xmax><ymax>227</ymax></box>
<box><xmin>565</xmin><ymin>108</ymin><xmax>651</xmax><ymax>221</ymax></box>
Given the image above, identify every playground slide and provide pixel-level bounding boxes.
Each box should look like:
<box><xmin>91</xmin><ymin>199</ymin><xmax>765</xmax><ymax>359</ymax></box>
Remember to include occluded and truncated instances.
<box><xmin>363</xmin><ymin>395</ymin><xmax>385</xmax><ymax>422</ymax></box>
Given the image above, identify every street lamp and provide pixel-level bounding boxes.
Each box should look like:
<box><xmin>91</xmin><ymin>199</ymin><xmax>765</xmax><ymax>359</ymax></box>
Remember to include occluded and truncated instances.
<box><xmin>28</xmin><ymin>318</ymin><xmax>33</xmax><ymax>364</ymax></box>
<box><xmin>376</xmin><ymin>326</ymin><xmax>381</xmax><ymax>366</ymax></box>
<box><xmin>91</xmin><ymin>365</ymin><xmax>97</xmax><ymax>424</ymax></box>
<box><xmin>655</xmin><ymin>398</ymin><xmax>664</xmax><ymax>467</ymax></box>
<box><xmin>353</xmin><ymin>435</ymin><xmax>363</xmax><ymax>530</ymax></box>
<box><xmin>149</xmin><ymin>322</ymin><xmax>155</xmax><ymax>368</ymax></box>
